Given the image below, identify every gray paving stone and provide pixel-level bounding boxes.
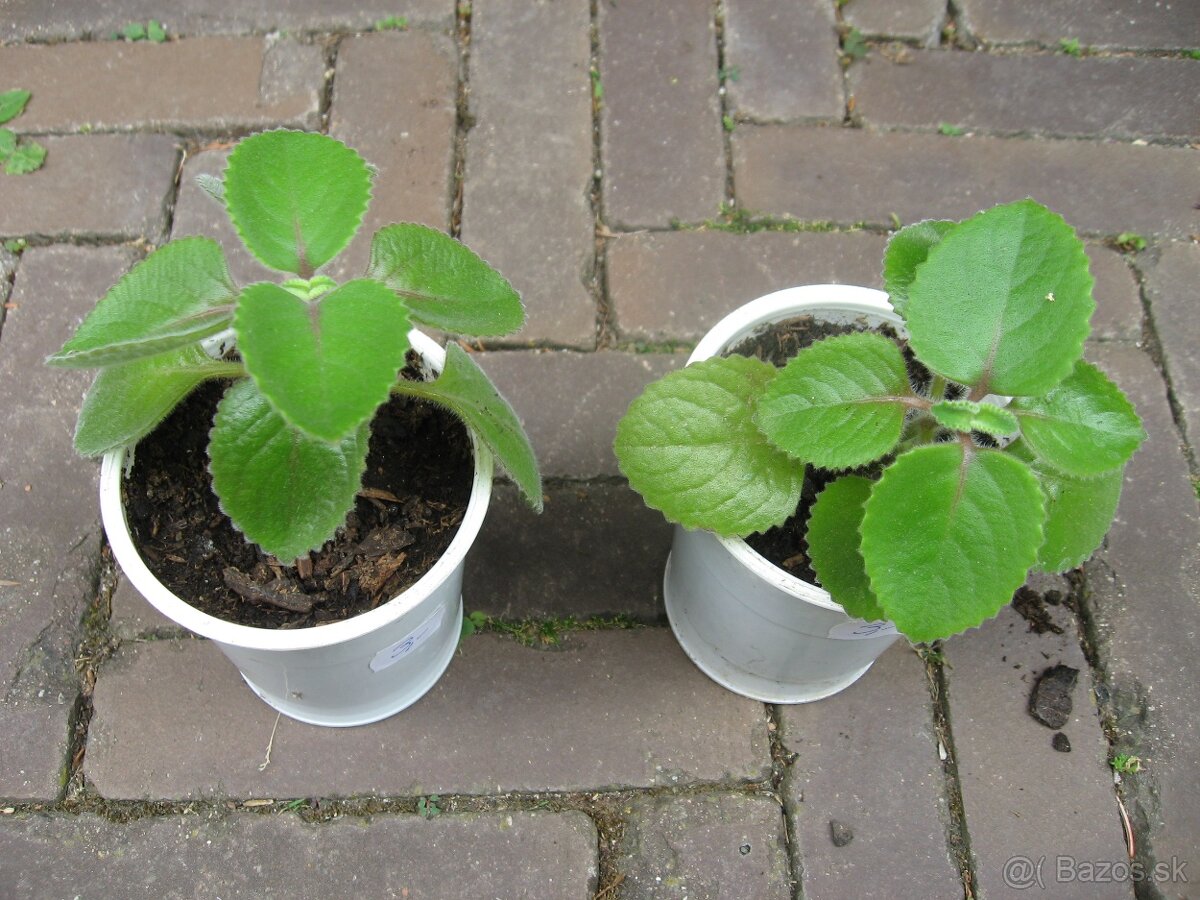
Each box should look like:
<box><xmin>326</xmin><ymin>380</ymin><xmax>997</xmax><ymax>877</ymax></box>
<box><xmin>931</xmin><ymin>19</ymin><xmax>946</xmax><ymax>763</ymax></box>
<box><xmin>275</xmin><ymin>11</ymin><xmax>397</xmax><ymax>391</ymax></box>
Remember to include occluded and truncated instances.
<box><xmin>465</xmin><ymin>481</ymin><xmax>670</xmax><ymax>622</ymax></box>
<box><xmin>599</xmin><ymin>0</ymin><xmax>727</xmax><ymax>227</ymax></box>
<box><xmin>476</xmin><ymin>350</ymin><xmax>683</xmax><ymax>478</ymax></box>
<box><xmin>607</xmin><ymin>230</ymin><xmax>888</xmax><ymax>344</ymax></box>
<box><xmin>1087</xmin><ymin>245</ymin><xmax>1142</xmax><ymax>343</ymax></box>
<box><xmin>0</xmin><ymin>810</ymin><xmax>598</xmax><ymax>898</ymax></box>
<box><xmin>779</xmin><ymin>644</ymin><xmax>961</xmax><ymax>900</ymax></box>
<box><xmin>1</xmin><ymin>0</ymin><xmax>452</xmax><ymax>41</ymax></box>
<box><xmin>1084</xmin><ymin>342</ymin><xmax>1200</xmax><ymax>884</ymax></box>
<box><xmin>0</xmin><ymin>135</ymin><xmax>178</xmax><ymax>241</ymax></box>
<box><xmin>0</xmin><ymin>247</ymin><xmax>132</xmax><ymax>801</ymax></box>
<box><xmin>723</xmin><ymin>0</ymin><xmax>843</xmax><ymax>122</ymax></box>
<box><xmin>850</xmin><ymin>51</ymin><xmax>1200</xmax><ymax>142</ymax></box>
<box><xmin>108</xmin><ymin>575</ymin><xmax>179</xmax><ymax>641</ymax></box>
<box><xmin>328</xmin><ymin>31</ymin><xmax>459</xmax><ymax>281</ymax></box>
<box><xmin>945</xmin><ymin>605</ymin><xmax>1129</xmax><ymax>899</ymax></box>
<box><xmin>733</xmin><ymin>125</ymin><xmax>1200</xmax><ymax>239</ymax></box>
<box><xmin>85</xmin><ymin>630</ymin><xmax>771</xmax><ymax>799</ymax></box>
<box><xmin>957</xmin><ymin>0</ymin><xmax>1200</xmax><ymax>50</ymax></box>
<box><xmin>0</xmin><ymin>38</ymin><xmax>322</xmax><ymax>132</ymax></box>
<box><xmin>617</xmin><ymin>792</ymin><xmax>792</xmax><ymax>898</ymax></box>
<box><xmin>1143</xmin><ymin>241</ymin><xmax>1200</xmax><ymax>446</ymax></box>
<box><xmin>843</xmin><ymin>0</ymin><xmax>946</xmax><ymax>43</ymax></box>
<box><xmin>461</xmin><ymin>0</ymin><xmax>596</xmax><ymax>348</ymax></box>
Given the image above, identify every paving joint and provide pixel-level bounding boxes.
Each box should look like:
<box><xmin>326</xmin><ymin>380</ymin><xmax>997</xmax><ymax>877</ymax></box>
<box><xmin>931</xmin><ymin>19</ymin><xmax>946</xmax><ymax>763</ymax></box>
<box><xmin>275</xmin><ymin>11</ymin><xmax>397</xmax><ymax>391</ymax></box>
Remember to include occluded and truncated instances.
<box><xmin>588</xmin><ymin>0</ymin><xmax>615</xmax><ymax>350</ymax></box>
<box><xmin>449</xmin><ymin>0</ymin><xmax>473</xmax><ymax>239</ymax></box>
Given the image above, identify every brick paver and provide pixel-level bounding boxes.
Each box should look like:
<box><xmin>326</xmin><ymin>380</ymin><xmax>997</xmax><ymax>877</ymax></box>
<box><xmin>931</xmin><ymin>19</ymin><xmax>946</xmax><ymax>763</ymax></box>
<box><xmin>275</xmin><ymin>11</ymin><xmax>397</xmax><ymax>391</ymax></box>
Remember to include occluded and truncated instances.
<box><xmin>0</xmin><ymin>810</ymin><xmax>598</xmax><ymax>898</ymax></box>
<box><xmin>734</xmin><ymin>126</ymin><xmax>1200</xmax><ymax>238</ymax></box>
<box><xmin>1143</xmin><ymin>241</ymin><xmax>1200</xmax><ymax>447</ymax></box>
<box><xmin>617</xmin><ymin>793</ymin><xmax>793</xmax><ymax>897</ymax></box>
<box><xmin>946</xmin><ymin>604</ymin><xmax>1129</xmax><ymax>899</ymax></box>
<box><xmin>723</xmin><ymin>0</ymin><xmax>843</xmax><ymax>122</ymax></box>
<box><xmin>1085</xmin><ymin>342</ymin><xmax>1200</xmax><ymax>884</ymax></box>
<box><xmin>85</xmin><ymin>631</ymin><xmax>771</xmax><ymax>799</ymax></box>
<box><xmin>328</xmin><ymin>31</ymin><xmax>458</xmax><ymax>280</ymax></box>
<box><xmin>780</xmin><ymin>644</ymin><xmax>962</xmax><ymax>899</ymax></box>
<box><xmin>0</xmin><ymin>135</ymin><xmax>178</xmax><ymax>241</ymax></box>
<box><xmin>599</xmin><ymin>0</ymin><xmax>726</xmax><ymax>227</ymax></box>
<box><xmin>1</xmin><ymin>0</ymin><xmax>452</xmax><ymax>42</ymax></box>
<box><xmin>843</xmin><ymin>0</ymin><xmax>946</xmax><ymax>43</ymax></box>
<box><xmin>851</xmin><ymin>51</ymin><xmax>1200</xmax><ymax>142</ymax></box>
<box><xmin>957</xmin><ymin>0</ymin><xmax>1200</xmax><ymax>50</ymax></box>
<box><xmin>0</xmin><ymin>38</ymin><xmax>322</xmax><ymax>132</ymax></box>
<box><xmin>461</xmin><ymin>0</ymin><xmax>597</xmax><ymax>348</ymax></box>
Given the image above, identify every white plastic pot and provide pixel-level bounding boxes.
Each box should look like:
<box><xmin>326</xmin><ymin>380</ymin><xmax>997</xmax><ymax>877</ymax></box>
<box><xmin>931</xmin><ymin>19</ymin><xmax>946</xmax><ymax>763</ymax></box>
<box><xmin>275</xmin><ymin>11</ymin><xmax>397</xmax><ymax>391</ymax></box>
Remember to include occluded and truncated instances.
<box><xmin>100</xmin><ymin>329</ymin><xmax>493</xmax><ymax>727</ymax></box>
<box><xmin>662</xmin><ymin>285</ymin><xmax>905</xmax><ymax>703</ymax></box>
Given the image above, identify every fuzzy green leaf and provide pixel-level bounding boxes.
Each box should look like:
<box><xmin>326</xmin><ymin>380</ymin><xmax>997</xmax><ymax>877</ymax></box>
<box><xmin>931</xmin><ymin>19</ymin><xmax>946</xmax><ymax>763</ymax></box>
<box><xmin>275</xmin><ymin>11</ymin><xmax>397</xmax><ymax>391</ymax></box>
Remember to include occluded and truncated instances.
<box><xmin>883</xmin><ymin>219</ymin><xmax>956</xmax><ymax>317</ymax></box>
<box><xmin>49</xmin><ymin>237</ymin><xmax>236</xmax><ymax>368</ymax></box>
<box><xmin>930</xmin><ymin>399</ymin><xmax>1019</xmax><ymax>438</ymax></box>
<box><xmin>906</xmin><ymin>200</ymin><xmax>1094</xmax><ymax>397</ymax></box>
<box><xmin>0</xmin><ymin>90</ymin><xmax>30</xmax><ymax>125</ymax></box>
<box><xmin>367</xmin><ymin>224</ymin><xmax>524</xmax><ymax>336</ymax></box>
<box><xmin>74</xmin><ymin>345</ymin><xmax>234</xmax><ymax>457</ymax></box>
<box><xmin>235</xmin><ymin>279</ymin><xmax>410</xmax><ymax>443</ymax></box>
<box><xmin>4</xmin><ymin>141</ymin><xmax>46</xmax><ymax>175</ymax></box>
<box><xmin>209</xmin><ymin>378</ymin><xmax>370</xmax><ymax>562</ymax></box>
<box><xmin>1011</xmin><ymin>359</ymin><xmax>1145</xmax><ymax>478</ymax></box>
<box><xmin>1009</xmin><ymin>439</ymin><xmax>1124</xmax><ymax>572</ymax></box>
<box><xmin>615</xmin><ymin>355</ymin><xmax>803</xmax><ymax>537</ymax></box>
<box><xmin>807</xmin><ymin>475</ymin><xmax>886</xmax><ymax>622</ymax></box>
<box><xmin>861</xmin><ymin>444</ymin><xmax>1045</xmax><ymax>642</ymax></box>
<box><xmin>0</xmin><ymin>128</ymin><xmax>15</xmax><ymax>160</ymax></box>
<box><xmin>755</xmin><ymin>332</ymin><xmax>912</xmax><ymax>469</ymax></box>
<box><xmin>223</xmin><ymin>130</ymin><xmax>372</xmax><ymax>275</ymax></box>
<box><xmin>393</xmin><ymin>342</ymin><xmax>542</xmax><ymax>511</ymax></box>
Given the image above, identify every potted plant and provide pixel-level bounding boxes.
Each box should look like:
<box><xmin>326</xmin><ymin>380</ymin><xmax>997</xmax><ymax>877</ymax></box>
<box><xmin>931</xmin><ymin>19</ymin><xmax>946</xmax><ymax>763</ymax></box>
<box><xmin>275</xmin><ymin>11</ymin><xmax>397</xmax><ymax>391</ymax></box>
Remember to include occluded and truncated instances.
<box><xmin>615</xmin><ymin>199</ymin><xmax>1145</xmax><ymax>702</ymax></box>
<box><xmin>49</xmin><ymin>129</ymin><xmax>542</xmax><ymax>726</ymax></box>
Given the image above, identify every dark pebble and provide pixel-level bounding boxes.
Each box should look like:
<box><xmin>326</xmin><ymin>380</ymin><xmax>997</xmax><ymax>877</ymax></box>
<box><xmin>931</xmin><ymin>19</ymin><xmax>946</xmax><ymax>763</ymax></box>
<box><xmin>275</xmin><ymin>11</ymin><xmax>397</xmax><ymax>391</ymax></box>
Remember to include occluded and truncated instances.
<box><xmin>1052</xmin><ymin>732</ymin><xmax>1072</xmax><ymax>753</ymax></box>
<box><xmin>830</xmin><ymin>820</ymin><xmax>854</xmax><ymax>847</ymax></box>
<box><xmin>1029</xmin><ymin>664</ymin><xmax>1079</xmax><ymax>729</ymax></box>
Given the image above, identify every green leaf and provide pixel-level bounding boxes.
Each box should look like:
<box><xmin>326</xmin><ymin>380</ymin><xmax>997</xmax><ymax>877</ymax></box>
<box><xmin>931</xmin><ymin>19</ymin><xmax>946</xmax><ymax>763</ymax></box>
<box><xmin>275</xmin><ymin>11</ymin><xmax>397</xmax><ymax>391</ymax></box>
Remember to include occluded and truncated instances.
<box><xmin>394</xmin><ymin>342</ymin><xmax>542</xmax><ymax>511</ymax></box>
<box><xmin>0</xmin><ymin>90</ymin><xmax>31</xmax><ymax>125</ymax></box>
<box><xmin>861</xmin><ymin>444</ymin><xmax>1045</xmax><ymax>642</ymax></box>
<box><xmin>930</xmin><ymin>399</ymin><xmax>1019</xmax><ymax>437</ymax></box>
<box><xmin>235</xmin><ymin>279</ymin><xmax>410</xmax><ymax>443</ymax></box>
<box><xmin>209</xmin><ymin>378</ymin><xmax>371</xmax><ymax>562</ymax></box>
<box><xmin>1011</xmin><ymin>359</ymin><xmax>1145</xmax><ymax>478</ymax></box>
<box><xmin>4</xmin><ymin>141</ymin><xmax>46</xmax><ymax>175</ymax></box>
<box><xmin>0</xmin><ymin>128</ymin><xmax>16</xmax><ymax>160</ymax></box>
<box><xmin>196</xmin><ymin>173</ymin><xmax>224</xmax><ymax>205</ymax></box>
<box><xmin>367</xmin><ymin>224</ymin><xmax>524</xmax><ymax>336</ymax></box>
<box><xmin>122</xmin><ymin>22</ymin><xmax>146</xmax><ymax>40</ymax></box>
<box><xmin>147</xmin><ymin>19</ymin><xmax>167</xmax><ymax>42</ymax></box>
<box><xmin>883</xmin><ymin>219</ymin><xmax>956</xmax><ymax>317</ymax></box>
<box><xmin>807</xmin><ymin>476</ymin><xmax>886</xmax><ymax>622</ymax></box>
<box><xmin>754</xmin><ymin>332</ymin><xmax>912</xmax><ymax>469</ymax></box>
<box><xmin>223</xmin><ymin>130</ymin><xmax>372</xmax><ymax>275</ymax></box>
<box><xmin>1009</xmin><ymin>439</ymin><xmax>1123</xmax><ymax>572</ymax></box>
<box><xmin>905</xmin><ymin>199</ymin><xmax>1094</xmax><ymax>397</ymax></box>
<box><xmin>49</xmin><ymin>237</ymin><xmax>237</xmax><ymax>367</ymax></box>
<box><xmin>74</xmin><ymin>345</ymin><xmax>236</xmax><ymax>457</ymax></box>
<box><xmin>614</xmin><ymin>355</ymin><xmax>803</xmax><ymax>537</ymax></box>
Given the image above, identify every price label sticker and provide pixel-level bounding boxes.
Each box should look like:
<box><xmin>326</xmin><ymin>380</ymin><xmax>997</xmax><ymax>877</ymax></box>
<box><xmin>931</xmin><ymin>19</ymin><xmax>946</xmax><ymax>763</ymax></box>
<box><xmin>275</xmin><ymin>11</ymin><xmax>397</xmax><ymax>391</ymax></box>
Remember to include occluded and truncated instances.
<box><xmin>827</xmin><ymin>619</ymin><xmax>899</xmax><ymax>641</ymax></box>
<box><xmin>370</xmin><ymin>606</ymin><xmax>446</xmax><ymax>672</ymax></box>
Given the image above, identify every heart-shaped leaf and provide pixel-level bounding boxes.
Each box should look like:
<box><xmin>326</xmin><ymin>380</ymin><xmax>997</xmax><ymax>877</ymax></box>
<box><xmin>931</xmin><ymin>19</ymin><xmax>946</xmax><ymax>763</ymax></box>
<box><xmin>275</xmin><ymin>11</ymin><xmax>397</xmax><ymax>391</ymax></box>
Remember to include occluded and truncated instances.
<box><xmin>394</xmin><ymin>343</ymin><xmax>542</xmax><ymax>510</ymax></box>
<box><xmin>861</xmin><ymin>444</ymin><xmax>1045</xmax><ymax>642</ymax></box>
<box><xmin>807</xmin><ymin>475</ymin><xmax>886</xmax><ymax>622</ymax></box>
<box><xmin>1011</xmin><ymin>359</ymin><xmax>1145</xmax><ymax>478</ymax></box>
<box><xmin>755</xmin><ymin>332</ymin><xmax>913</xmax><ymax>469</ymax></box>
<box><xmin>930</xmin><ymin>399</ymin><xmax>1019</xmax><ymax>438</ymax></box>
<box><xmin>223</xmin><ymin>130</ymin><xmax>372</xmax><ymax>275</ymax></box>
<box><xmin>209</xmin><ymin>378</ymin><xmax>371</xmax><ymax>562</ymax></box>
<box><xmin>48</xmin><ymin>237</ymin><xmax>237</xmax><ymax>368</ymax></box>
<box><xmin>905</xmin><ymin>200</ymin><xmax>1094</xmax><ymax>397</ymax></box>
<box><xmin>74</xmin><ymin>345</ymin><xmax>237</xmax><ymax>457</ymax></box>
<box><xmin>0</xmin><ymin>128</ymin><xmax>15</xmax><ymax>161</ymax></box>
<box><xmin>615</xmin><ymin>355</ymin><xmax>803</xmax><ymax>537</ymax></box>
<box><xmin>4</xmin><ymin>141</ymin><xmax>45</xmax><ymax>175</ymax></box>
<box><xmin>0</xmin><ymin>90</ymin><xmax>30</xmax><ymax>125</ymax></box>
<box><xmin>235</xmin><ymin>279</ymin><xmax>411</xmax><ymax>442</ymax></box>
<box><xmin>883</xmin><ymin>219</ymin><xmax>956</xmax><ymax>317</ymax></box>
<box><xmin>367</xmin><ymin>224</ymin><xmax>525</xmax><ymax>336</ymax></box>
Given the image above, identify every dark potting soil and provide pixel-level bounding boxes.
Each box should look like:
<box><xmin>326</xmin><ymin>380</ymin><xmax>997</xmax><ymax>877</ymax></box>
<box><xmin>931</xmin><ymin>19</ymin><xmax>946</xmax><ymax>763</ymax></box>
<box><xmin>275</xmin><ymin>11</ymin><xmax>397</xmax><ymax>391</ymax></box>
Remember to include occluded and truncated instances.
<box><xmin>123</xmin><ymin>376</ymin><xmax>473</xmax><ymax>630</ymax></box>
<box><xmin>725</xmin><ymin>314</ymin><xmax>934</xmax><ymax>585</ymax></box>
